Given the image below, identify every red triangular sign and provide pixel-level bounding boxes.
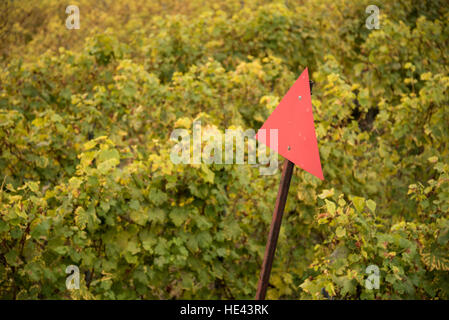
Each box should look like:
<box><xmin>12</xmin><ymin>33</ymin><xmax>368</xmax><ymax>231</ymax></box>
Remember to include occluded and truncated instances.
<box><xmin>256</xmin><ymin>68</ymin><xmax>324</xmax><ymax>180</ymax></box>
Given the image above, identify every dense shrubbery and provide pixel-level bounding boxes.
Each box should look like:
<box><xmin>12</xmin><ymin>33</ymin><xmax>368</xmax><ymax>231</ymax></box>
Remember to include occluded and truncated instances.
<box><xmin>0</xmin><ymin>0</ymin><xmax>448</xmax><ymax>299</ymax></box>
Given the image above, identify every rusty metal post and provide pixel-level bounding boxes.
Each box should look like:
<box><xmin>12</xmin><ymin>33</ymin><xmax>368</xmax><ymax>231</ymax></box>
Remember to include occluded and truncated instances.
<box><xmin>255</xmin><ymin>159</ymin><xmax>294</xmax><ymax>300</ymax></box>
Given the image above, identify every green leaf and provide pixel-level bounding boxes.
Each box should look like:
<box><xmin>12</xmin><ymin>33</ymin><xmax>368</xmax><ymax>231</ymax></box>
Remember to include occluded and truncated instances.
<box><xmin>319</xmin><ymin>188</ymin><xmax>335</xmax><ymax>199</ymax></box>
<box><xmin>193</xmin><ymin>215</ymin><xmax>212</xmax><ymax>230</ymax></box>
<box><xmin>97</xmin><ymin>158</ymin><xmax>119</xmax><ymax>174</ymax></box>
<box><xmin>149</xmin><ymin>189</ymin><xmax>167</xmax><ymax>206</ymax></box>
<box><xmin>75</xmin><ymin>207</ymin><xmax>88</xmax><ymax>230</ymax></box>
<box><xmin>366</xmin><ymin>199</ymin><xmax>376</xmax><ymax>213</ymax></box>
<box><xmin>97</xmin><ymin>148</ymin><xmax>120</xmax><ymax>163</ymax></box>
<box><xmin>27</xmin><ymin>181</ymin><xmax>39</xmax><ymax>193</ymax></box>
<box><xmin>336</xmin><ymin>226</ymin><xmax>346</xmax><ymax>238</ymax></box>
<box><xmin>130</xmin><ymin>209</ymin><xmax>148</xmax><ymax>226</ymax></box>
<box><xmin>325</xmin><ymin>199</ymin><xmax>336</xmax><ymax>215</ymax></box>
<box><xmin>30</xmin><ymin>219</ymin><xmax>50</xmax><ymax>239</ymax></box>
<box><xmin>129</xmin><ymin>199</ymin><xmax>140</xmax><ymax>211</ymax></box>
<box><xmin>200</xmin><ymin>164</ymin><xmax>215</xmax><ymax>183</ymax></box>
<box><xmin>83</xmin><ymin>140</ymin><xmax>98</xmax><ymax>151</ymax></box>
<box><xmin>169</xmin><ymin>208</ymin><xmax>188</xmax><ymax>226</ymax></box>
<box><xmin>352</xmin><ymin>197</ymin><xmax>365</xmax><ymax>213</ymax></box>
<box><xmin>5</xmin><ymin>250</ymin><xmax>19</xmax><ymax>266</ymax></box>
<box><xmin>428</xmin><ymin>156</ymin><xmax>438</xmax><ymax>163</ymax></box>
<box><xmin>139</xmin><ymin>230</ymin><xmax>157</xmax><ymax>252</ymax></box>
<box><xmin>148</xmin><ymin>208</ymin><xmax>166</xmax><ymax>223</ymax></box>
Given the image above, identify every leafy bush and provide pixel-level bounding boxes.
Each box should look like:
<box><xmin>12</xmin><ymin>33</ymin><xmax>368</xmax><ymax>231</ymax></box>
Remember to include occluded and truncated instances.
<box><xmin>0</xmin><ymin>0</ymin><xmax>448</xmax><ymax>299</ymax></box>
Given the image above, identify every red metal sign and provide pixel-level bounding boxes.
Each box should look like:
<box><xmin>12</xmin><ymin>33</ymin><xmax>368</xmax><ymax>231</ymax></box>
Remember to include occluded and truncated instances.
<box><xmin>256</xmin><ymin>68</ymin><xmax>324</xmax><ymax>180</ymax></box>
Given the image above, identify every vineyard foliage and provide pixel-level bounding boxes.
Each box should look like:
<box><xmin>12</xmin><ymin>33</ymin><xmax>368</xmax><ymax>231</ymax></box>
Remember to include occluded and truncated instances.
<box><xmin>1</xmin><ymin>0</ymin><xmax>449</xmax><ymax>299</ymax></box>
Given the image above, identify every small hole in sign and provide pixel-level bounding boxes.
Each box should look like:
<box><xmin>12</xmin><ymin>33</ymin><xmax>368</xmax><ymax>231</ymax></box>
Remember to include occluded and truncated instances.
<box><xmin>298</xmin><ymin>96</ymin><xmax>302</xmax><ymax>100</ymax></box>
<box><xmin>287</xmin><ymin>146</ymin><xmax>291</xmax><ymax>151</ymax></box>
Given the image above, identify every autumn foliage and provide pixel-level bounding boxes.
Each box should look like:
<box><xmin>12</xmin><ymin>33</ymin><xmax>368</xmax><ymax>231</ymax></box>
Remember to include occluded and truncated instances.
<box><xmin>1</xmin><ymin>0</ymin><xmax>449</xmax><ymax>299</ymax></box>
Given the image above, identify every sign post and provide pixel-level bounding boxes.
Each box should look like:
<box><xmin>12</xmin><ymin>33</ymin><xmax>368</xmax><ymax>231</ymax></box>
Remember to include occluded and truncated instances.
<box><xmin>255</xmin><ymin>68</ymin><xmax>323</xmax><ymax>300</ymax></box>
<box><xmin>255</xmin><ymin>158</ymin><xmax>294</xmax><ymax>300</ymax></box>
